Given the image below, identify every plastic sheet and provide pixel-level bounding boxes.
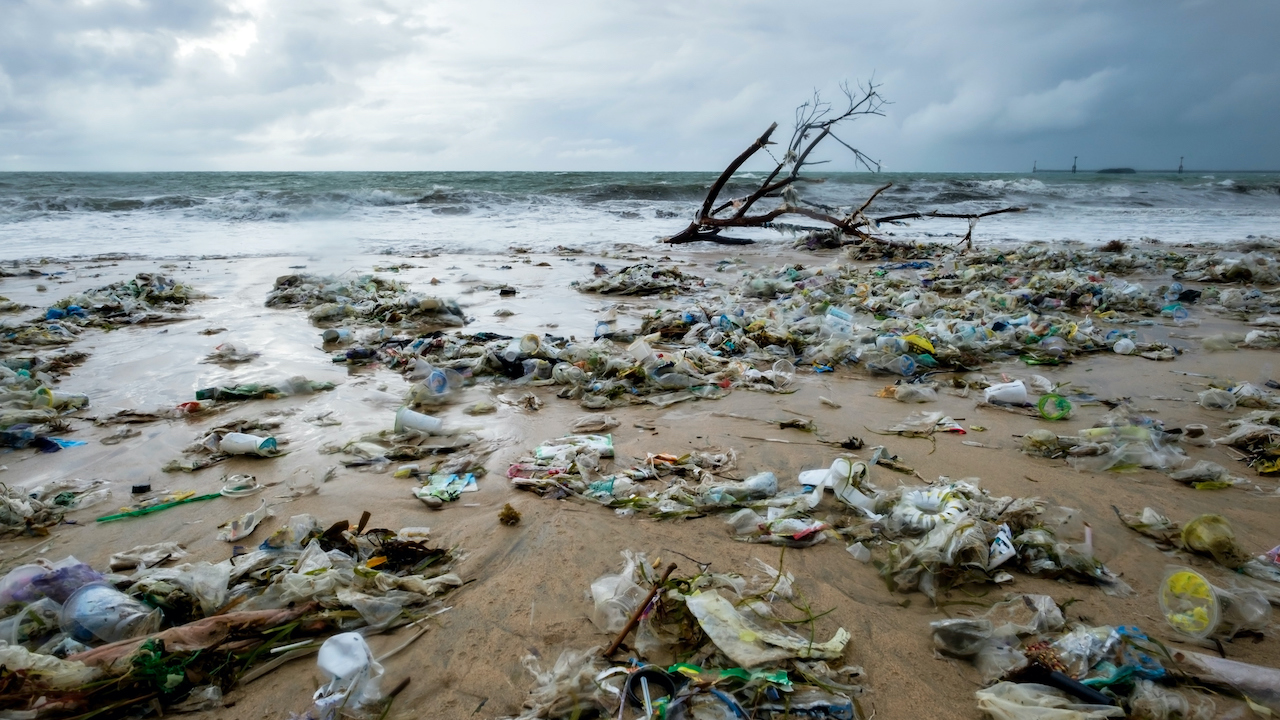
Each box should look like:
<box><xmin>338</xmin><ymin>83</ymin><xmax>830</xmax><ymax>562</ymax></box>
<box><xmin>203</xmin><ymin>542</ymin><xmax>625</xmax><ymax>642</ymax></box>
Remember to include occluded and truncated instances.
<box><xmin>974</xmin><ymin>682</ymin><xmax>1124</xmax><ymax>720</ymax></box>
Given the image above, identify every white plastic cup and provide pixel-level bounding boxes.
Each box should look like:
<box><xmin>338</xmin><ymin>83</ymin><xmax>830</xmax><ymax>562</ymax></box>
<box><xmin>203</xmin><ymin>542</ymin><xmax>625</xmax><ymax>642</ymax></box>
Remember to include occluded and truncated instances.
<box><xmin>1114</xmin><ymin>338</ymin><xmax>1136</xmax><ymax>355</ymax></box>
<box><xmin>394</xmin><ymin>407</ymin><xmax>443</xmax><ymax>434</ymax></box>
<box><xmin>219</xmin><ymin>433</ymin><xmax>278</xmax><ymax>456</ymax></box>
<box><xmin>984</xmin><ymin>380</ymin><xmax>1027</xmax><ymax>405</ymax></box>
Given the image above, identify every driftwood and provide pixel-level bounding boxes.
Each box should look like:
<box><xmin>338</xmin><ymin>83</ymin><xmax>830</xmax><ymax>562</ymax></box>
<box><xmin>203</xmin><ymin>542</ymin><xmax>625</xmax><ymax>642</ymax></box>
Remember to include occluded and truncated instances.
<box><xmin>663</xmin><ymin>82</ymin><xmax>1024</xmax><ymax>249</ymax></box>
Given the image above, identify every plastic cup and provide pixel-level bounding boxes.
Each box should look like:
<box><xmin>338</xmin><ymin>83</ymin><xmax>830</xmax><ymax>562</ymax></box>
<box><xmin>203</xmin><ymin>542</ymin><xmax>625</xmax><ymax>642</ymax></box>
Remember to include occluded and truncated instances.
<box><xmin>1037</xmin><ymin>394</ymin><xmax>1072</xmax><ymax>420</ymax></box>
<box><xmin>1159</xmin><ymin>568</ymin><xmax>1226</xmax><ymax>639</ymax></box>
<box><xmin>219</xmin><ymin>433</ymin><xmax>278</xmax><ymax>456</ymax></box>
<box><xmin>394</xmin><ymin>407</ymin><xmax>443</xmax><ymax>434</ymax></box>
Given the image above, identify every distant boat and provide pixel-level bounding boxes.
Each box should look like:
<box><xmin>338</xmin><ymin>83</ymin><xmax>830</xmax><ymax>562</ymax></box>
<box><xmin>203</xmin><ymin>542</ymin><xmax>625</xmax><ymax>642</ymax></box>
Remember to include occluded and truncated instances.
<box><xmin>1097</xmin><ymin>168</ymin><xmax>1136</xmax><ymax>174</ymax></box>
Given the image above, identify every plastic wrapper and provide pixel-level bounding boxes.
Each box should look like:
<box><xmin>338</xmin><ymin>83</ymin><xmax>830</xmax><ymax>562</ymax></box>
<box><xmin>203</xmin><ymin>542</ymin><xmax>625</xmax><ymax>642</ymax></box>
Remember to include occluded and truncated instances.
<box><xmin>975</xmin><ymin>682</ymin><xmax>1125</xmax><ymax>720</ymax></box>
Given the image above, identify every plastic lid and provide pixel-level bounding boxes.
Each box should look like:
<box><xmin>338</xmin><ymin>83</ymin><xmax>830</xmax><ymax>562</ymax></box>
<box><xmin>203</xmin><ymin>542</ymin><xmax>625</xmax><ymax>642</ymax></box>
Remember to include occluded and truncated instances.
<box><xmin>1037</xmin><ymin>394</ymin><xmax>1072</xmax><ymax>420</ymax></box>
<box><xmin>1158</xmin><ymin>568</ymin><xmax>1220</xmax><ymax>639</ymax></box>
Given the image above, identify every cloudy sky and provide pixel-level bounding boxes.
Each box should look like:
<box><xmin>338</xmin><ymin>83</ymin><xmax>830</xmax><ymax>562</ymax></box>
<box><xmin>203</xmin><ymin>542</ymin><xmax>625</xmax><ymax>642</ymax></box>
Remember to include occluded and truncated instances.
<box><xmin>1</xmin><ymin>0</ymin><xmax>1277</xmax><ymax>172</ymax></box>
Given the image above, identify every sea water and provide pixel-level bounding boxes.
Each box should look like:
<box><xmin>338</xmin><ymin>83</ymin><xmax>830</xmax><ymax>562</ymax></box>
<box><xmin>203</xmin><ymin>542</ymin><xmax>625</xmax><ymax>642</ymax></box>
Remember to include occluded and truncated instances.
<box><xmin>1</xmin><ymin>170</ymin><xmax>1277</xmax><ymax>260</ymax></box>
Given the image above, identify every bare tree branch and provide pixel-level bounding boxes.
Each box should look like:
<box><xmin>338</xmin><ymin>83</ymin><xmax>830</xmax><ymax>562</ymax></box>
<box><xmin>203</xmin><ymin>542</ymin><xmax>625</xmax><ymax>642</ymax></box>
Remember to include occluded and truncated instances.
<box><xmin>662</xmin><ymin>83</ymin><xmax>1024</xmax><ymax>250</ymax></box>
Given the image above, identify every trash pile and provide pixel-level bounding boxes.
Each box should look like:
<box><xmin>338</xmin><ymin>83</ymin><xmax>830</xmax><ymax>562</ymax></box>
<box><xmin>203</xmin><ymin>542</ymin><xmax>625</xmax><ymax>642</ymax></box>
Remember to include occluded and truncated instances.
<box><xmin>630</xmin><ymin>254</ymin><xmax>1199</xmax><ymax>379</ymax></box>
<box><xmin>1</xmin><ymin>483</ymin><xmax>66</xmax><ymax>536</ymax></box>
<box><xmin>572</xmin><ymin>263</ymin><xmax>709</xmax><ymax>296</ymax></box>
<box><xmin>1018</xmin><ymin>406</ymin><xmax>1261</xmax><ymax>487</ymax></box>
<box><xmin>3</xmin><ymin>273</ymin><xmax>202</xmax><ymax>349</ymax></box>
<box><xmin>502</xmin><ymin>552</ymin><xmax>865</xmax><ymax>720</ymax></box>
<box><xmin>931</xmin><ymin>592</ymin><xmax>1280</xmax><ymax>717</ymax></box>
<box><xmin>265</xmin><ymin>273</ymin><xmax>466</xmax><ymax>330</ymax></box>
<box><xmin>0</xmin><ymin>295</ymin><xmax>29</xmax><ymax>313</ymax></box>
<box><xmin>1</xmin><ymin>363</ymin><xmax>90</xmax><ymax>455</ymax></box>
<box><xmin>0</xmin><ymin>513</ymin><xmax>461</xmax><ymax>719</ymax></box>
<box><xmin>388</xmin><ymin>332</ymin><xmax>789</xmax><ymax>411</ymax></box>
<box><xmin>1212</xmin><ymin>410</ymin><xmax>1280</xmax><ymax>475</ymax></box>
<box><xmin>511</xmin><ymin>433</ymin><xmax>1133</xmax><ymax>600</ymax></box>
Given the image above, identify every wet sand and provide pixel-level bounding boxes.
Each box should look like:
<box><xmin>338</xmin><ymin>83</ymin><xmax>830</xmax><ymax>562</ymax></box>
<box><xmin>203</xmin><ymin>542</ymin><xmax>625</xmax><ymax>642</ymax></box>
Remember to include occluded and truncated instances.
<box><xmin>2</xmin><ymin>244</ymin><xmax>1278</xmax><ymax>719</ymax></box>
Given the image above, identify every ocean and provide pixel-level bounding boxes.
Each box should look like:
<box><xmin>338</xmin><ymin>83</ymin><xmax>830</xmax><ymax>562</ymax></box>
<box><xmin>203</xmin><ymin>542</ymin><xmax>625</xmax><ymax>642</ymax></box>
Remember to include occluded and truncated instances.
<box><xmin>1</xmin><ymin>171</ymin><xmax>1277</xmax><ymax>260</ymax></box>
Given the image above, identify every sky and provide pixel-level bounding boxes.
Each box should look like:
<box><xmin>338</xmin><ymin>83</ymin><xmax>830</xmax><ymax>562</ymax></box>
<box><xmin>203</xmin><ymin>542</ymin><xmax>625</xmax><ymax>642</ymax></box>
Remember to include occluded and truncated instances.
<box><xmin>1</xmin><ymin>0</ymin><xmax>1278</xmax><ymax>172</ymax></box>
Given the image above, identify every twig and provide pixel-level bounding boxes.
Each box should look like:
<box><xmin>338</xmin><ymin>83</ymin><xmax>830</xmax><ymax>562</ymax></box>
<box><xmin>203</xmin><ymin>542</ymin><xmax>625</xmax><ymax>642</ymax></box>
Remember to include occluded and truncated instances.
<box><xmin>603</xmin><ymin>563</ymin><xmax>676</xmax><ymax>657</ymax></box>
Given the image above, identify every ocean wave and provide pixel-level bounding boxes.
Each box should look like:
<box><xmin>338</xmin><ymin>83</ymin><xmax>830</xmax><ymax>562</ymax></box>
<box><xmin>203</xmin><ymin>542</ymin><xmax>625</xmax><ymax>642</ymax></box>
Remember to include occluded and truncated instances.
<box><xmin>0</xmin><ymin>172</ymin><xmax>1276</xmax><ymax>231</ymax></box>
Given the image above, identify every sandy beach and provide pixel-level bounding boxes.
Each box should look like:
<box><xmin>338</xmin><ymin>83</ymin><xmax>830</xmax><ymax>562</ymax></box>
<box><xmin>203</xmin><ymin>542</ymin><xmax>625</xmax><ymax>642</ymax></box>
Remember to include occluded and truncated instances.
<box><xmin>2</xmin><ymin>238</ymin><xmax>1279</xmax><ymax>719</ymax></box>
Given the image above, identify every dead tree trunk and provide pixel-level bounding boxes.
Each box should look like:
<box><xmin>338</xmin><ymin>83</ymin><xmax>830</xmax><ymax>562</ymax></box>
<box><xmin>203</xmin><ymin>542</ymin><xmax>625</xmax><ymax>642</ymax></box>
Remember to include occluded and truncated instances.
<box><xmin>663</xmin><ymin>82</ymin><xmax>1024</xmax><ymax>250</ymax></box>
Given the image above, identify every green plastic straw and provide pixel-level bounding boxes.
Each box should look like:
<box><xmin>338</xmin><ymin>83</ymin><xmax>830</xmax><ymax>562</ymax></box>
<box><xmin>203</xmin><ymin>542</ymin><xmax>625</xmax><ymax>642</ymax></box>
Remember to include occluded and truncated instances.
<box><xmin>95</xmin><ymin>492</ymin><xmax>222</xmax><ymax>523</ymax></box>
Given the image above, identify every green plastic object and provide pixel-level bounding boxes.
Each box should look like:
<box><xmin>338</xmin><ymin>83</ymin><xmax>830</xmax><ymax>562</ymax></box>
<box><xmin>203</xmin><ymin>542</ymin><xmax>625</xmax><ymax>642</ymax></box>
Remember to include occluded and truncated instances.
<box><xmin>95</xmin><ymin>492</ymin><xmax>222</xmax><ymax>523</ymax></box>
<box><xmin>1037</xmin><ymin>394</ymin><xmax>1072</xmax><ymax>420</ymax></box>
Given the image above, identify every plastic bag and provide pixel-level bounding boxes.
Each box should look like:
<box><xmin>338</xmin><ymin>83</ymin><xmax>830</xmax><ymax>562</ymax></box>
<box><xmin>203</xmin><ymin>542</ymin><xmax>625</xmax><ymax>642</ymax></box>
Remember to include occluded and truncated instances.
<box><xmin>1172</xmin><ymin>650</ymin><xmax>1280</xmax><ymax>712</ymax></box>
<box><xmin>312</xmin><ymin>632</ymin><xmax>384</xmax><ymax>720</ymax></box>
<box><xmin>1129</xmin><ymin>679</ymin><xmax>1214</xmax><ymax>720</ymax></box>
<box><xmin>590</xmin><ymin>550</ymin><xmax>647</xmax><ymax>634</ymax></box>
<box><xmin>59</xmin><ymin>583</ymin><xmax>163</xmax><ymax>644</ymax></box>
<box><xmin>1197</xmin><ymin>389</ymin><xmax>1236</xmax><ymax>412</ymax></box>
<box><xmin>974</xmin><ymin>682</ymin><xmax>1125</xmax><ymax>720</ymax></box>
<box><xmin>895</xmin><ymin>385</ymin><xmax>938</xmax><ymax>403</ymax></box>
<box><xmin>1180</xmin><ymin>515</ymin><xmax>1250</xmax><ymax>569</ymax></box>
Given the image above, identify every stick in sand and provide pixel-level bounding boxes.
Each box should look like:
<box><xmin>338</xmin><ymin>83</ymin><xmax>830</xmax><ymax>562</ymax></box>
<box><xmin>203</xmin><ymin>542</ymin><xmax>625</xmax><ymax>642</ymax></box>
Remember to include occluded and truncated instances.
<box><xmin>602</xmin><ymin>563</ymin><xmax>676</xmax><ymax>658</ymax></box>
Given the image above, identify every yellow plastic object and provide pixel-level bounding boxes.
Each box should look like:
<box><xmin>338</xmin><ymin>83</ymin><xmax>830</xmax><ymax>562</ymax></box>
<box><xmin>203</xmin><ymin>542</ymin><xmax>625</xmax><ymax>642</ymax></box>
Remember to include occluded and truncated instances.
<box><xmin>1159</xmin><ymin>568</ymin><xmax>1220</xmax><ymax>639</ymax></box>
<box><xmin>903</xmin><ymin>335</ymin><xmax>935</xmax><ymax>354</ymax></box>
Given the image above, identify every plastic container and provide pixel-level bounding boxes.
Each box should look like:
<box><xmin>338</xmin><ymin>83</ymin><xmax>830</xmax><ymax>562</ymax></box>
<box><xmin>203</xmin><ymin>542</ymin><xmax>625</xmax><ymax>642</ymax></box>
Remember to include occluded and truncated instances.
<box><xmin>394</xmin><ymin>407</ymin><xmax>443</xmax><ymax>434</ymax></box>
<box><xmin>1037</xmin><ymin>394</ymin><xmax>1072</xmax><ymax>420</ymax></box>
<box><xmin>1113</xmin><ymin>338</ymin><xmax>1136</xmax><ymax>355</ymax></box>
<box><xmin>321</xmin><ymin>328</ymin><xmax>351</xmax><ymax>343</ymax></box>
<box><xmin>878</xmin><ymin>354</ymin><xmax>917</xmax><ymax>377</ymax></box>
<box><xmin>984</xmin><ymin>380</ymin><xmax>1027</xmax><ymax>405</ymax></box>
<box><xmin>219</xmin><ymin>433</ymin><xmax>277</xmax><ymax>456</ymax></box>
<box><xmin>59</xmin><ymin>582</ymin><xmax>162</xmax><ymax>643</ymax></box>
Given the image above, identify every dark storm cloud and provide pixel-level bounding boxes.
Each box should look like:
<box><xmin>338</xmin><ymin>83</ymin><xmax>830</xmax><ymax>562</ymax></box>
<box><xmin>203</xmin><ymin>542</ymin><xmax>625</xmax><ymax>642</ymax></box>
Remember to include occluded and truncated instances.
<box><xmin>0</xmin><ymin>0</ymin><xmax>1276</xmax><ymax>170</ymax></box>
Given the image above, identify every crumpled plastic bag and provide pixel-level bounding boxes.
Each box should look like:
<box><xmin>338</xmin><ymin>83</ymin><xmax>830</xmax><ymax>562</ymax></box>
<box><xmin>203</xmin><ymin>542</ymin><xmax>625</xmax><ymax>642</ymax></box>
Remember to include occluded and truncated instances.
<box><xmin>1128</xmin><ymin>679</ymin><xmax>1215</xmax><ymax>720</ymax></box>
<box><xmin>312</xmin><ymin>632</ymin><xmax>384</xmax><ymax>720</ymax></box>
<box><xmin>0</xmin><ymin>641</ymin><xmax>103</xmax><ymax>690</ymax></box>
<box><xmin>974</xmin><ymin>682</ymin><xmax>1124</xmax><ymax>720</ymax></box>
